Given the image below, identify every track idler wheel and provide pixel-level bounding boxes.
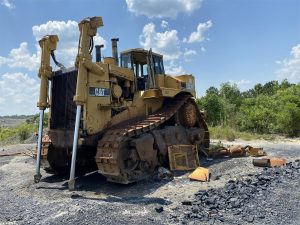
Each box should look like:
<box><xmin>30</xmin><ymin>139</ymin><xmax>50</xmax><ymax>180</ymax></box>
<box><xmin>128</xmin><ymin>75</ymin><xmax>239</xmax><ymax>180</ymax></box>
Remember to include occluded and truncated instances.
<box><xmin>177</xmin><ymin>100</ymin><xmax>197</xmax><ymax>127</ymax></box>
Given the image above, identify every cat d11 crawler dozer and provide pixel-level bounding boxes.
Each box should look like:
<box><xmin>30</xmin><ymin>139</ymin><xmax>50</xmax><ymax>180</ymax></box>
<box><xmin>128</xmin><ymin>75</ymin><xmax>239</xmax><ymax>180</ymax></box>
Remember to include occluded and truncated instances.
<box><xmin>34</xmin><ymin>16</ymin><xmax>209</xmax><ymax>190</ymax></box>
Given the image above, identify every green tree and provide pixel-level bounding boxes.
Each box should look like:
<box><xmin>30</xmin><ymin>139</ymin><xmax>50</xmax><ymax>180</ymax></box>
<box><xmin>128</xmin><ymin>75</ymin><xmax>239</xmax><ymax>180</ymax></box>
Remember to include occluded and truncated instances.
<box><xmin>220</xmin><ymin>82</ymin><xmax>242</xmax><ymax>106</ymax></box>
<box><xmin>276</xmin><ymin>102</ymin><xmax>300</xmax><ymax>136</ymax></box>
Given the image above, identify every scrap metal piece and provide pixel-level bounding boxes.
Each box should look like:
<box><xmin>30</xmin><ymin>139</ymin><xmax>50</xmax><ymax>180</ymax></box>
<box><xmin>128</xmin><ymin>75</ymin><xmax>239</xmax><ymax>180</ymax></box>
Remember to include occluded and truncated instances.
<box><xmin>211</xmin><ymin>145</ymin><xmax>267</xmax><ymax>158</ymax></box>
<box><xmin>228</xmin><ymin>145</ymin><xmax>247</xmax><ymax>157</ymax></box>
<box><xmin>253</xmin><ymin>158</ymin><xmax>286</xmax><ymax>167</ymax></box>
<box><xmin>188</xmin><ymin>167</ymin><xmax>210</xmax><ymax>182</ymax></box>
<box><xmin>248</xmin><ymin>146</ymin><xmax>267</xmax><ymax>157</ymax></box>
<box><xmin>211</xmin><ymin>147</ymin><xmax>230</xmax><ymax>158</ymax></box>
<box><xmin>168</xmin><ymin>145</ymin><xmax>199</xmax><ymax>171</ymax></box>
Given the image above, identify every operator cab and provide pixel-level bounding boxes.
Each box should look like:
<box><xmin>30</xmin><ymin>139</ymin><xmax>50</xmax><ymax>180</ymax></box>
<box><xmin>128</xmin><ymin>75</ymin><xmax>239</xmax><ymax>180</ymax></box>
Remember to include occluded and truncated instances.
<box><xmin>120</xmin><ymin>48</ymin><xmax>165</xmax><ymax>90</ymax></box>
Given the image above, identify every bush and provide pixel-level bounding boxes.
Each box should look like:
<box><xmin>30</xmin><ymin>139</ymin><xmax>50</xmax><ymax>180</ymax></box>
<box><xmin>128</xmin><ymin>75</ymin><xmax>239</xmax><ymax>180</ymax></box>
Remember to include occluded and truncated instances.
<box><xmin>0</xmin><ymin>124</ymin><xmax>36</xmax><ymax>144</ymax></box>
<box><xmin>209</xmin><ymin>126</ymin><xmax>236</xmax><ymax>141</ymax></box>
<box><xmin>16</xmin><ymin>124</ymin><xmax>34</xmax><ymax>142</ymax></box>
<box><xmin>0</xmin><ymin>127</ymin><xmax>16</xmax><ymax>141</ymax></box>
<box><xmin>276</xmin><ymin>102</ymin><xmax>300</xmax><ymax>137</ymax></box>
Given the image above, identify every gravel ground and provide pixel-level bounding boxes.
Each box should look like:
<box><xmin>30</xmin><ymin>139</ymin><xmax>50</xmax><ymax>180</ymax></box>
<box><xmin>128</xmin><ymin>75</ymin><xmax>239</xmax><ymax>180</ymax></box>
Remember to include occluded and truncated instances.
<box><xmin>0</xmin><ymin>139</ymin><xmax>299</xmax><ymax>225</ymax></box>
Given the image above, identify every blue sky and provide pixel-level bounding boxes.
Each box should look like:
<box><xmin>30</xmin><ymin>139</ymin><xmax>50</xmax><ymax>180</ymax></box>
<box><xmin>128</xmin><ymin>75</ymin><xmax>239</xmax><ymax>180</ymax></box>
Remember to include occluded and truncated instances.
<box><xmin>0</xmin><ymin>0</ymin><xmax>299</xmax><ymax>115</ymax></box>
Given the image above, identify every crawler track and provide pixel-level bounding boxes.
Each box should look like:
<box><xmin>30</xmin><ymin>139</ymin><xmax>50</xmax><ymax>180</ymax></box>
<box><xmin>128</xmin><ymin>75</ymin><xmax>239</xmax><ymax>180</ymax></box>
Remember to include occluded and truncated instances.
<box><xmin>95</xmin><ymin>94</ymin><xmax>209</xmax><ymax>183</ymax></box>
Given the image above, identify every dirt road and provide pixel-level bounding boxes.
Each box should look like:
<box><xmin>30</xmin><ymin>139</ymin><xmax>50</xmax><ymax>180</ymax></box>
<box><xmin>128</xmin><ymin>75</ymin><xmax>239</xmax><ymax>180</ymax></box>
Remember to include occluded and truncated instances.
<box><xmin>0</xmin><ymin>139</ymin><xmax>299</xmax><ymax>225</ymax></box>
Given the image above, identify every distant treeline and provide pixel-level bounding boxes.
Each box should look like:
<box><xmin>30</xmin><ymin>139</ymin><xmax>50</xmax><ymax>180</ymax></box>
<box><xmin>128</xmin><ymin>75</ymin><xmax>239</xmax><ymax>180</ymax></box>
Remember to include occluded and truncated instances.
<box><xmin>197</xmin><ymin>80</ymin><xmax>300</xmax><ymax>137</ymax></box>
<box><xmin>0</xmin><ymin>115</ymin><xmax>34</xmax><ymax>119</ymax></box>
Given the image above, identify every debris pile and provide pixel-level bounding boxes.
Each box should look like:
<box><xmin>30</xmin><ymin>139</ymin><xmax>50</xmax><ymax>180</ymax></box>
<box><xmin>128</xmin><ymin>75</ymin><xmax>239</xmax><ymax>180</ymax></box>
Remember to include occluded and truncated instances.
<box><xmin>211</xmin><ymin>145</ymin><xmax>267</xmax><ymax>158</ymax></box>
<box><xmin>171</xmin><ymin>160</ymin><xmax>300</xmax><ymax>224</ymax></box>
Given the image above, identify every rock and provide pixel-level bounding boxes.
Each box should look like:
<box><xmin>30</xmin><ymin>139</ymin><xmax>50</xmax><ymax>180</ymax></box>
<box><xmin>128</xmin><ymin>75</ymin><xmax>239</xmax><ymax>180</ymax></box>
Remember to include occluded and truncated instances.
<box><xmin>285</xmin><ymin>169</ymin><xmax>292</xmax><ymax>174</ymax></box>
<box><xmin>246</xmin><ymin>215</ymin><xmax>254</xmax><ymax>223</ymax></box>
<box><xmin>209</xmin><ymin>205</ymin><xmax>217</xmax><ymax>210</ymax></box>
<box><xmin>258</xmin><ymin>175</ymin><xmax>271</xmax><ymax>181</ymax></box>
<box><xmin>178</xmin><ymin>160</ymin><xmax>300</xmax><ymax>224</ymax></box>
<box><xmin>211</xmin><ymin>174</ymin><xmax>221</xmax><ymax>181</ymax></box>
<box><xmin>191</xmin><ymin>207</ymin><xmax>199</xmax><ymax>213</ymax></box>
<box><xmin>206</xmin><ymin>196</ymin><xmax>216</xmax><ymax>205</ymax></box>
<box><xmin>229</xmin><ymin>197</ymin><xmax>238</xmax><ymax>203</ymax></box>
<box><xmin>155</xmin><ymin>206</ymin><xmax>164</xmax><ymax>213</ymax></box>
<box><xmin>184</xmin><ymin>211</ymin><xmax>190</xmax><ymax>216</ymax></box>
<box><xmin>226</xmin><ymin>183</ymin><xmax>236</xmax><ymax>190</ymax></box>
<box><xmin>216</xmin><ymin>216</ymin><xmax>224</xmax><ymax>222</ymax></box>
<box><xmin>70</xmin><ymin>194</ymin><xmax>80</xmax><ymax>199</ymax></box>
<box><xmin>169</xmin><ymin>214</ymin><xmax>177</xmax><ymax>218</ymax></box>
<box><xmin>157</xmin><ymin>167</ymin><xmax>173</xmax><ymax>180</ymax></box>
<box><xmin>182</xmin><ymin>200</ymin><xmax>192</xmax><ymax>206</ymax></box>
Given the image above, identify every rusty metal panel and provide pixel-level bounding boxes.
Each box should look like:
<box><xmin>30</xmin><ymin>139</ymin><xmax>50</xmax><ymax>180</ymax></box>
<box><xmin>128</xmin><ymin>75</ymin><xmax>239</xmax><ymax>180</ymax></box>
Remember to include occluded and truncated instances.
<box><xmin>253</xmin><ymin>158</ymin><xmax>286</xmax><ymax>167</ymax></box>
<box><xmin>168</xmin><ymin>145</ymin><xmax>199</xmax><ymax>171</ymax></box>
<box><xmin>269</xmin><ymin>158</ymin><xmax>286</xmax><ymax>167</ymax></box>
<box><xmin>188</xmin><ymin>167</ymin><xmax>210</xmax><ymax>182</ymax></box>
<box><xmin>248</xmin><ymin>147</ymin><xmax>267</xmax><ymax>157</ymax></box>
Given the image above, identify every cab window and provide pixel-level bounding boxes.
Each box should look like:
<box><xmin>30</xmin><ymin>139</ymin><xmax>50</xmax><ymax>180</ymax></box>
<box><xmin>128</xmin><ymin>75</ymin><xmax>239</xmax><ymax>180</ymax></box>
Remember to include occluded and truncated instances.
<box><xmin>153</xmin><ymin>55</ymin><xmax>164</xmax><ymax>74</ymax></box>
<box><xmin>120</xmin><ymin>53</ymin><xmax>132</xmax><ymax>69</ymax></box>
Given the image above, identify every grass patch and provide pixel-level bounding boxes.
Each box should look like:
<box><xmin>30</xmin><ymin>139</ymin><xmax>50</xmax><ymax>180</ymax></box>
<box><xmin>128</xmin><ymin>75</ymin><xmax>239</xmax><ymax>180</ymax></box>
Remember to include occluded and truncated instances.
<box><xmin>0</xmin><ymin>113</ymin><xmax>48</xmax><ymax>145</ymax></box>
<box><xmin>209</xmin><ymin>126</ymin><xmax>236</xmax><ymax>141</ymax></box>
<box><xmin>0</xmin><ymin>123</ymin><xmax>37</xmax><ymax>145</ymax></box>
<box><xmin>209</xmin><ymin>126</ymin><xmax>275</xmax><ymax>141</ymax></box>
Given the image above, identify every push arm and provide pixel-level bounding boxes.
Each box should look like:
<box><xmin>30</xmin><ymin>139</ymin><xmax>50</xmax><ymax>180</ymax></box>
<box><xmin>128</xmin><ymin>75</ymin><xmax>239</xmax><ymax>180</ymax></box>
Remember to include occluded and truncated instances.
<box><xmin>37</xmin><ymin>35</ymin><xmax>59</xmax><ymax>109</ymax></box>
<box><xmin>74</xmin><ymin>17</ymin><xmax>104</xmax><ymax>105</ymax></box>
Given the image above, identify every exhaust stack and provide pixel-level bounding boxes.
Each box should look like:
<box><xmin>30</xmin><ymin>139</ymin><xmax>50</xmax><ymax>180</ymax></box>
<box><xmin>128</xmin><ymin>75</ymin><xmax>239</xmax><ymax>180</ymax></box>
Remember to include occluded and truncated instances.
<box><xmin>111</xmin><ymin>38</ymin><xmax>119</xmax><ymax>66</ymax></box>
<box><xmin>95</xmin><ymin>44</ymin><xmax>104</xmax><ymax>62</ymax></box>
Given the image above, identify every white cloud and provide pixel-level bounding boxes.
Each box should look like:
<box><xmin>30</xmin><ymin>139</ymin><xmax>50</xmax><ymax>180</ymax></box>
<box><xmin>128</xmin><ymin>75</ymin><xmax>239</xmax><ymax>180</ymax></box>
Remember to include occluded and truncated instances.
<box><xmin>165</xmin><ymin>61</ymin><xmax>186</xmax><ymax>75</ymax></box>
<box><xmin>32</xmin><ymin>20</ymin><xmax>106</xmax><ymax>68</ymax></box>
<box><xmin>276</xmin><ymin>44</ymin><xmax>300</xmax><ymax>83</ymax></box>
<box><xmin>183</xmin><ymin>48</ymin><xmax>197</xmax><ymax>62</ymax></box>
<box><xmin>0</xmin><ymin>42</ymin><xmax>40</xmax><ymax>70</ymax></box>
<box><xmin>184</xmin><ymin>20</ymin><xmax>213</xmax><ymax>43</ymax></box>
<box><xmin>0</xmin><ymin>20</ymin><xmax>106</xmax><ymax>71</ymax></box>
<box><xmin>201</xmin><ymin>47</ymin><xmax>206</xmax><ymax>52</ymax></box>
<box><xmin>139</xmin><ymin>23</ymin><xmax>181</xmax><ymax>61</ymax></box>
<box><xmin>161</xmin><ymin>20</ymin><xmax>169</xmax><ymax>29</ymax></box>
<box><xmin>0</xmin><ymin>56</ymin><xmax>9</xmax><ymax>65</ymax></box>
<box><xmin>229</xmin><ymin>79</ymin><xmax>252</xmax><ymax>91</ymax></box>
<box><xmin>0</xmin><ymin>0</ymin><xmax>14</xmax><ymax>9</ymax></box>
<box><xmin>0</xmin><ymin>19</ymin><xmax>107</xmax><ymax>115</ymax></box>
<box><xmin>184</xmin><ymin>48</ymin><xmax>197</xmax><ymax>57</ymax></box>
<box><xmin>126</xmin><ymin>0</ymin><xmax>203</xmax><ymax>18</ymax></box>
<box><xmin>0</xmin><ymin>73</ymin><xmax>39</xmax><ymax>115</ymax></box>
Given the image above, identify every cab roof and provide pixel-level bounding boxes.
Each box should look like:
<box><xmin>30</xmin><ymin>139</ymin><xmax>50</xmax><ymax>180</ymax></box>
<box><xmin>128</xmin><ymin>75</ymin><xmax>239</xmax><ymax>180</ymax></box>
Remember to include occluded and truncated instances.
<box><xmin>120</xmin><ymin>48</ymin><xmax>163</xmax><ymax>65</ymax></box>
<box><xmin>120</xmin><ymin>48</ymin><xmax>163</xmax><ymax>58</ymax></box>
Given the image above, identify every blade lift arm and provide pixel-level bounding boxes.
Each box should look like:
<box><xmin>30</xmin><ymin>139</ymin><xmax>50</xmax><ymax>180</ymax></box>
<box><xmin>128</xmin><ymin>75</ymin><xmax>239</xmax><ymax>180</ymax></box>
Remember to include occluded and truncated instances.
<box><xmin>34</xmin><ymin>35</ymin><xmax>59</xmax><ymax>183</ymax></box>
<box><xmin>69</xmin><ymin>17</ymin><xmax>104</xmax><ymax>191</ymax></box>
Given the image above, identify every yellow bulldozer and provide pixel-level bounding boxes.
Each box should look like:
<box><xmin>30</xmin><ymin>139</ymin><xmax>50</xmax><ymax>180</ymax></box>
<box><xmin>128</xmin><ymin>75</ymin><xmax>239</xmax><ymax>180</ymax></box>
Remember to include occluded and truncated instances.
<box><xmin>34</xmin><ymin>17</ymin><xmax>209</xmax><ymax>190</ymax></box>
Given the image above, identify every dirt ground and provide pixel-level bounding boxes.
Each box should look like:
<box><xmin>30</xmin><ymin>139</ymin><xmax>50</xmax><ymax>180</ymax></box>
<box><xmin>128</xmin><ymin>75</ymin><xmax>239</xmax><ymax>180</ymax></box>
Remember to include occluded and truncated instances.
<box><xmin>0</xmin><ymin>139</ymin><xmax>299</xmax><ymax>225</ymax></box>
